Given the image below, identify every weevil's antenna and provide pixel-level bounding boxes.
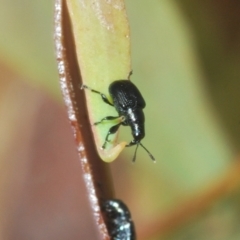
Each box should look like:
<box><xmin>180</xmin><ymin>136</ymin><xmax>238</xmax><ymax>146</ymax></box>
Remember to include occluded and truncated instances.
<box><xmin>132</xmin><ymin>143</ymin><xmax>140</xmax><ymax>162</ymax></box>
<box><xmin>139</xmin><ymin>143</ymin><xmax>156</xmax><ymax>162</ymax></box>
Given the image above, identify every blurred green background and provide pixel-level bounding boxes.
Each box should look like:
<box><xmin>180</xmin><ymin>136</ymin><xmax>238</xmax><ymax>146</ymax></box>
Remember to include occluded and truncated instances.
<box><xmin>0</xmin><ymin>0</ymin><xmax>240</xmax><ymax>239</ymax></box>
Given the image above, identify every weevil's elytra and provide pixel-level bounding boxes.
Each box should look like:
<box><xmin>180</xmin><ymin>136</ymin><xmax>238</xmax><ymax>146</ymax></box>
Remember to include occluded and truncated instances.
<box><xmin>81</xmin><ymin>72</ymin><xmax>155</xmax><ymax>162</ymax></box>
<box><xmin>102</xmin><ymin>199</ymin><xmax>136</xmax><ymax>240</ymax></box>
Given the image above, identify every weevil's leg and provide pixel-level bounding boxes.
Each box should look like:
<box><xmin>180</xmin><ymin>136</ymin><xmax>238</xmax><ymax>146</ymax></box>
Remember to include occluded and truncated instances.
<box><xmin>127</xmin><ymin>70</ymin><xmax>133</xmax><ymax>80</ymax></box>
<box><xmin>102</xmin><ymin>123</ymin><xmax>122</xmax><ymax>149</ymax></box>
<box><xmin>94</xmin><ymin>116</ymin><xmax>122</xmax><ymax>126</ymax></box>
<box><xmin>81</xmin><ymin>85</ymin><xmax>113</xmax><ymax>106</ymax></box>
<box><xmin>126</xmin><ymin>140</ymin><xmax>137</xmax><ymax>147</ymax></box>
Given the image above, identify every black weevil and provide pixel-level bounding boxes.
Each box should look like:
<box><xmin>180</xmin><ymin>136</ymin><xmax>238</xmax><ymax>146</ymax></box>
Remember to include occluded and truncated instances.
<box><xmin>82</xmin><ymin>71</ymin><xmax>155</xmax><ymax>162</ymax></box>
<box><xmin>102</xmin><ymin>199</ymin><xmax>136</xmax><ymax>240</ymax></box>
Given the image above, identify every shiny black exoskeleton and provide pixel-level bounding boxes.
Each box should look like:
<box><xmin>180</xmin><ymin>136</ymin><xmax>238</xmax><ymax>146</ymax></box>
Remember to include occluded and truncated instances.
<box><xmin>102</xmin><ymin>199</ymin><xmax>136</xmax><ymax>240</ymax></box>
<box><xmin>82</xmin><ymin>72</ymin><xmax>155</xmax><ymax>162</ymax></box>
<box><xmin>109</xmin><ymin>80</ymin><xmax>145</xmax><ymax>146</ymax></box>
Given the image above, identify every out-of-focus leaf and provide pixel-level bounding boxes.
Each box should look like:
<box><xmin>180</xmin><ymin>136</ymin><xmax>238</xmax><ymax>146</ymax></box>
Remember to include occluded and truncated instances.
<box><xmin>0</xmin><ymin>64</ymin><xmax>97</xmax><ymax>239</ymax></box>
<box><xmin>1</xmin><ymin>0</ymin><xmax>240</xmax><ymax>239</ymax></box>
<box><xmin>112</xmin><ymin>0</ymin><xmax>236</xmax><ymax>234</ymax></box>
<box><xmin>0</xmin><ymin>1</ymin><xmax>58</xmax><ymax>97</ymax></box>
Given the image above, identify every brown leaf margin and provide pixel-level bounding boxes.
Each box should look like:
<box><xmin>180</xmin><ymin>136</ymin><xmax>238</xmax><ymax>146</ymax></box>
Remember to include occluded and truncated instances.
<box><xmin>54</xmin><ymin>0</ymin><xmax>115</xmax><ymax>239</ymax></box>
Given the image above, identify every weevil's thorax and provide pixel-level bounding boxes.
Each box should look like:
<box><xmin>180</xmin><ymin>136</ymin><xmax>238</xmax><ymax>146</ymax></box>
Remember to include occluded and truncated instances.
<box><xmin>127</xmin><ymin>107</ymin><xmax>144</xmax><ymax>123</ymax></box>
<box><xmin>124</xmin><ymin>108</ymin><xmax>145</xmax><ymax>142</ymax></box>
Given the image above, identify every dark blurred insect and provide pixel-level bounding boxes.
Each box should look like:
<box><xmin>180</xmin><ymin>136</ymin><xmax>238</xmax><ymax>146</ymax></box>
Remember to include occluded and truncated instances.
<box><xmin>102</xmin><ymin>199</ymin><xmax>136</xmax><ymax>240</ymax></box>
<box><xmin>82</xmin><ymin>71</ymin><xmax>155</xmax><ymax>162</ymax></box>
